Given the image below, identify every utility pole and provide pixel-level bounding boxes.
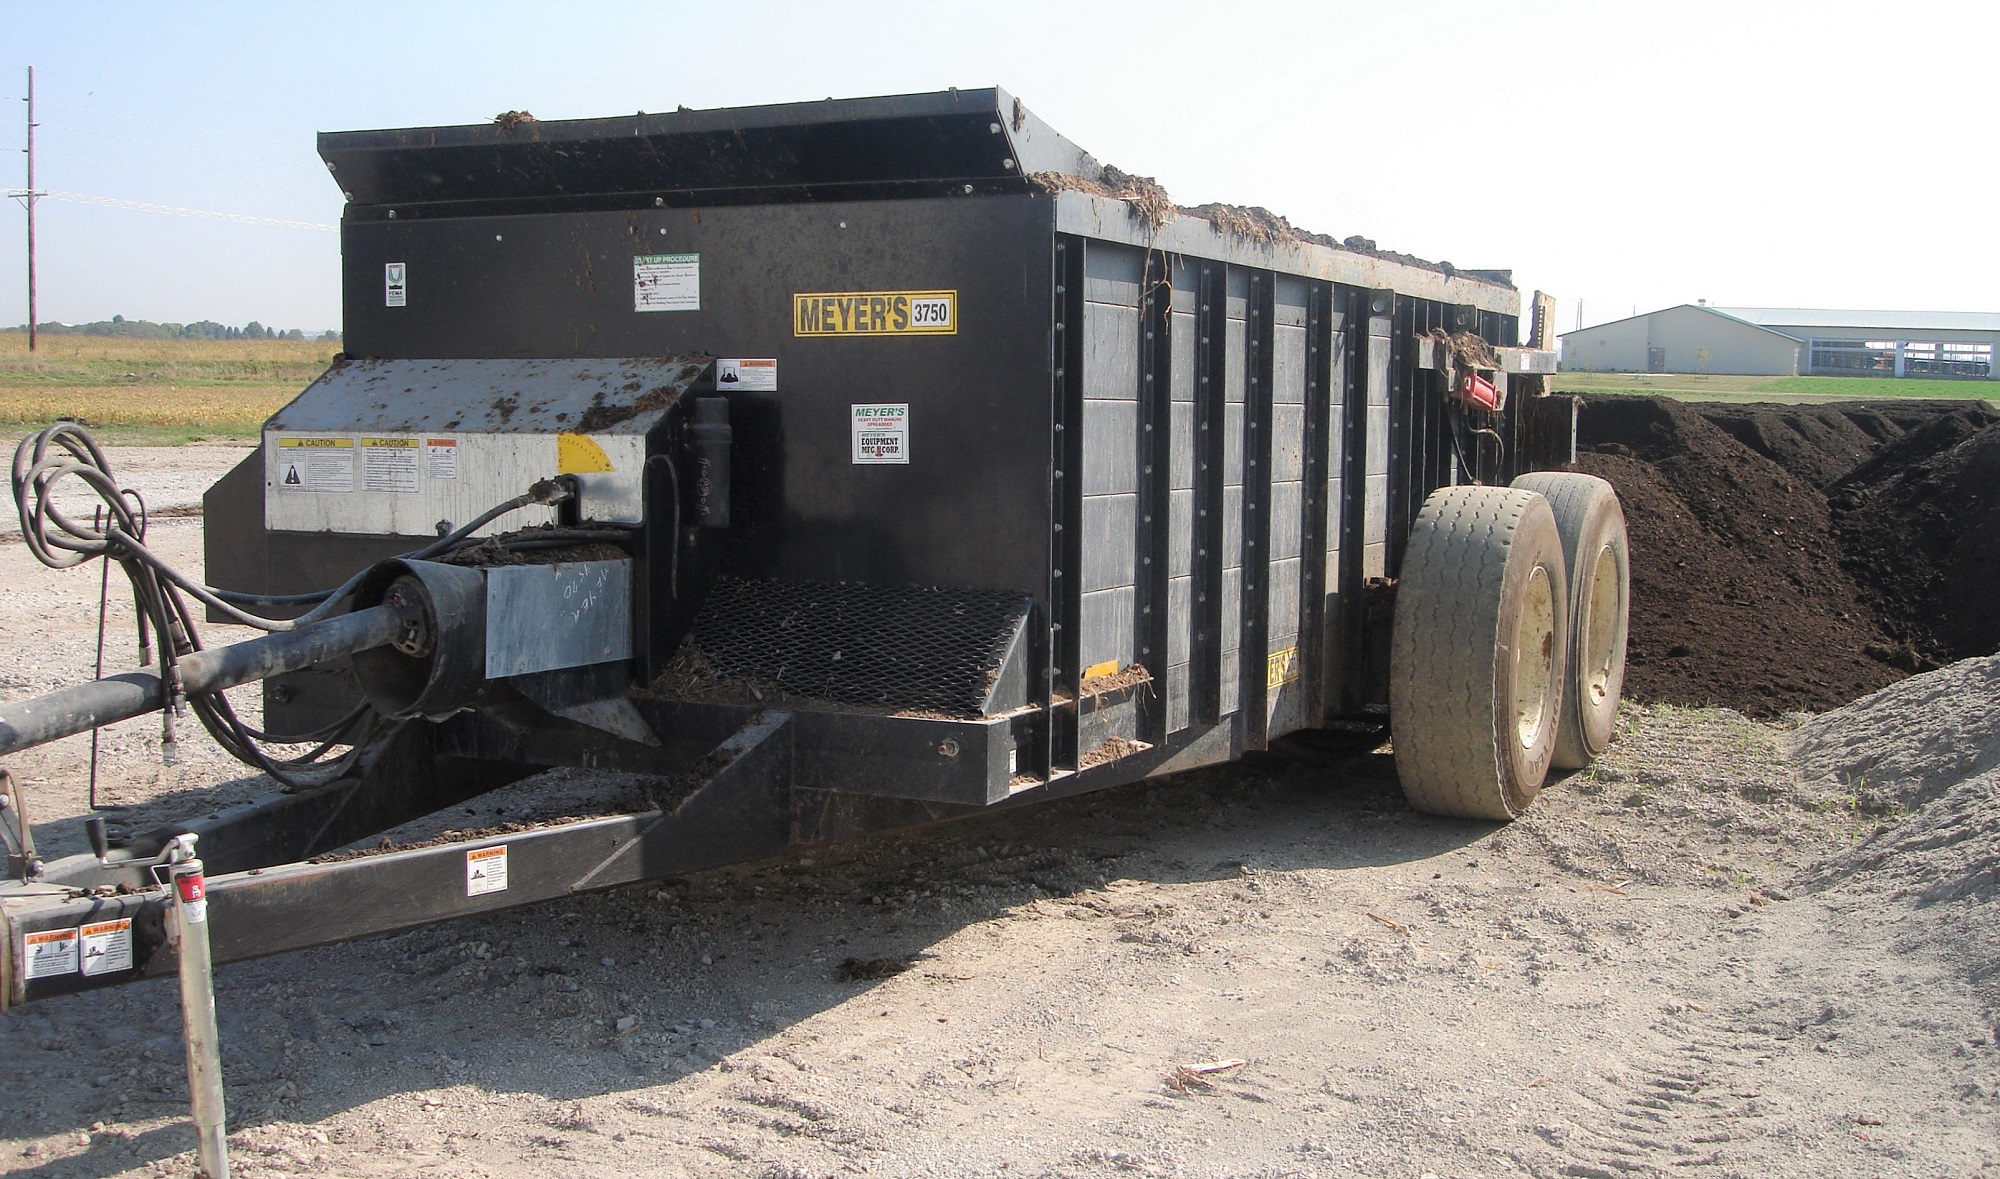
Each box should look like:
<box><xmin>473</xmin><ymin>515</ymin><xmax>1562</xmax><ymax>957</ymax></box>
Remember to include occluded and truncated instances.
<box><xmin>24</xmin><ymin>66</ymin><xmax>37</xmax><ymax>352</ymax></box>
<box><xmin>8</xmin><ymin>68</ymin><xmax>41</xmax><ymax>350</ymax></box>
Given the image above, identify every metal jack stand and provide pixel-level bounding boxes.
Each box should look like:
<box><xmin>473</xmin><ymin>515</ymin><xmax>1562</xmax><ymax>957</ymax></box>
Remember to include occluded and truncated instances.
<box><xmin>159</xmin><ymin>834</ymin><xmax>229</xmax><ymax>1178</ymax></box>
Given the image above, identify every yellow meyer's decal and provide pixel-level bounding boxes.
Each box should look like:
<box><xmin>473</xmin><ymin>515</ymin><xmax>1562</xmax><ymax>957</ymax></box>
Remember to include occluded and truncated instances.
<box><xmin>1267</xmin><ymin>647</ymin><xmax>1301</xmax><ymax>690</ymax></box>
<box><xmin>794</xmin><ymin>290</ymin><xmax>956</xmax><ymax>336</ymax></box>
<box><xmin>557</xmin><ymin>433</ymin><xmax>615</xmax><ymax>474</ymax></box>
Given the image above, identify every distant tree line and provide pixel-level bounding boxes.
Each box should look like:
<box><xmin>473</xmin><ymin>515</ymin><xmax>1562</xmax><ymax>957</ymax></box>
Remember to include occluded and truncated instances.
<box><xmin>6</xmin><ymin>316</ymin><xmax>339</xmax><ymax>341</ymax></box>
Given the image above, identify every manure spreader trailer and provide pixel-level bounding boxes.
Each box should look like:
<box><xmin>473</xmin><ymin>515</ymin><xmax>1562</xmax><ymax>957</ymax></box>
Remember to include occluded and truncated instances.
<box><xmin>0</xmin><ymin>91</ymin><xmax>1627</xmax><ymax>1155</ymax></box>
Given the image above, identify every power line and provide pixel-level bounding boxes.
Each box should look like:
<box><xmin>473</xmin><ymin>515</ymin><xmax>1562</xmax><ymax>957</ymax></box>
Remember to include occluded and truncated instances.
<box><xmin>0</xmin><ymin>65</ymin><xmax>306</xmax><ymax>150</ymax></box>
<box><xmin>58</xmin><ymin>125</ymin><xmax>299</xmax><ymax>167</ymax></box>
<box><xmin>40</xmin><ymin>190</ymin><xmax>335</xmax><ymax>231</ymax></box>
<box><xmin>39</xmin><ymin>151</ymin><xmax>320</xmax><ymax>194</ymax></box>
<box><xmin>36</xmin><ymin>97</ymin><xmax>303</xmax><ymax>149</ymax></box>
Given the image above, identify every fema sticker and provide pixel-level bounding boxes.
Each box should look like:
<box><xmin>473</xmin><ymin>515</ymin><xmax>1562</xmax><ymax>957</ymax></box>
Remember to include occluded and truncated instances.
<box><xmin>851</xmin><ymin>403</ymin><xmax>909</xmax><ymax>465</ymax></box>
<box><xmin>385</xmin><ymin>262</ymin><xmax>407</xmax><ymax>307</ymax></box>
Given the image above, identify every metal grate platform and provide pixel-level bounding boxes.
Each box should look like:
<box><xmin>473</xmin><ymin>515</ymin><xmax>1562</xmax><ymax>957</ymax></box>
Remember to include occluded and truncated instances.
<box><xmin>682</xmin><ymin>578</ymin><xmax>1031</xmax><ymax>716</ymax></box>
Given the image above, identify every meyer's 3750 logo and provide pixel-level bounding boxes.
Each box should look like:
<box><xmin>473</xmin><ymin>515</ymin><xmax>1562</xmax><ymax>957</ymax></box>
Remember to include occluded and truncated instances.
<box><xmin>794</xmin><ymin>290</ymin><xmax>955</xmax><ymax>336</ymax></box>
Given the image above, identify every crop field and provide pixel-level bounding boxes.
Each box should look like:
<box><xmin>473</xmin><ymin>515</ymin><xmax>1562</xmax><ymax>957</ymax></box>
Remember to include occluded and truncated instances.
<box><xmin>0</xmin><ymin>331</ymin><xmax>332</xmax><ymax>444</ymax></box>
<box><xmin>1554</xmin><ymin>369</ymin><xmax>2000</xmax><ymax>403</ymax></box>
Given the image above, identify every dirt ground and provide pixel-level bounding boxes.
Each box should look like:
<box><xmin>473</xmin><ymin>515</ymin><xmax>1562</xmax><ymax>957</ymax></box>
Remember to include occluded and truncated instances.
<box><xmin>3</xmin><ymin>444</ymin><xmax>1998</xmax><ymax>1179</ymax></box>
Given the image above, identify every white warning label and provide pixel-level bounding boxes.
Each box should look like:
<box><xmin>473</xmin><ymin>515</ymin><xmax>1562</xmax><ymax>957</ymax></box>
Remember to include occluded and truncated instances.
<box><xmin>717</xmin><ymin>358</ymin><xmax>777</xmax><ymax>391</ymax></box>
<box><xmin>276</xmin><ymin>437</ymin><xmax>355</xmax><ymax>493</ymax></box>
<box><xmin>79</xmin><ymin>918</ymin><xmax>134</xmax><ymax>977</ymax></box>
<box><xmin>361</xmin><ymin>436</ymin><xmax>421</xmax><ymax>494</ymax></box>
<box><xmin>634</xmin><ymin>253</ymin><xmax>700</xmax><ymax>313</ymax></box>
<box><xmin>466</xmin><ymin>845</ymin><xmax>509</xmax><ymax>897</ymax></box>
<box><xmin>851</xmin><ymin>403</ymin><xmax>909</xmax><ymax>465</ymax></box>
<box><xmin>22</xmin><ymin>928</ymin><xmax>78</xmax><ymax>979</ymax></box>
<box><xmin>385</xmin><ymin>261</ymin><xmax>407</xmax><ymax>308</ymax></box>
<box><xmin>425</xmin><ymin>437</ymin><xmax>458</xmax><ymax>480</ymax></box>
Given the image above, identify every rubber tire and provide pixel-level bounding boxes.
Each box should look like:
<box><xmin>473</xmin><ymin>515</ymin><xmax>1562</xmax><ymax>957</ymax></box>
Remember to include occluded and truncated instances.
<box><xmin>1390</xmin><ymin>486</ymin><xmax>1568</xmax><ymax>821</ymax></box>
<box><xmin>1511</xmin><ymin>472</ymin><xmax>1629</xmax><ymax>771</ymax></box>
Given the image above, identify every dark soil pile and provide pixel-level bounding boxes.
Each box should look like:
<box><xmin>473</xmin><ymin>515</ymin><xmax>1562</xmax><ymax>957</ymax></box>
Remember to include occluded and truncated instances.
<box><xmin>1574</xmin><ymin>396</ymin><xmax>2000</xmax><ymax>717</ymax></box>
<box><xmin>1832</xmin><ymin>409</ymin><xmax>2000</xmax><ymax>662</ymax></box>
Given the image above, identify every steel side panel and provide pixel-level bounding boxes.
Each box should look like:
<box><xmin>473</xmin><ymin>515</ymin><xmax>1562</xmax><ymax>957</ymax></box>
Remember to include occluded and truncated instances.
<box><xmin>341</xmin><ymin>195</ymin><xmax>1055</xmax><ymax>598</ymax></box>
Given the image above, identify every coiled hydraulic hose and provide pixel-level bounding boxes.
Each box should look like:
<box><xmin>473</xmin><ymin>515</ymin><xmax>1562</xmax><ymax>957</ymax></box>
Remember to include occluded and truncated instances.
<box><xmin>8</xmin><ymin>424</ymin><xmax>618</xmax><ymax>788</ymax></box>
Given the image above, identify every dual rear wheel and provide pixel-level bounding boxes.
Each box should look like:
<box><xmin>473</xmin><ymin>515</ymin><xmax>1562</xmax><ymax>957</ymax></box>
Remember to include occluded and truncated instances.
<box><xmin>1389</xmin><ymin>474</ymin><xmax>1628</xmax><ymax>820</ymax></box>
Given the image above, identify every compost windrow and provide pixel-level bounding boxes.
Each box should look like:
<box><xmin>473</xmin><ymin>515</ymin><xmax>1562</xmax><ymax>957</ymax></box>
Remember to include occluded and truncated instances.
<box><xmin>1573</xmin><ymin>395</ymin><xmax>2000</xmax><ymax>717</ymax></box>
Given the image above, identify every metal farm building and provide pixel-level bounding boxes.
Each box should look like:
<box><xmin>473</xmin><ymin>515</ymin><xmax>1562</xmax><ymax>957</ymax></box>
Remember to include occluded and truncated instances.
<box><xmin>1560</xmin><ymin>304</ymin><xmax>2000</xmax><ymax>379</ymax></box>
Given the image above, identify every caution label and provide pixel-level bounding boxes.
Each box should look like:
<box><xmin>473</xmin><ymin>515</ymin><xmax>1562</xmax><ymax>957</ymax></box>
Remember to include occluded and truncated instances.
<box><xmin>276</xmin><ymin>436</ymin><xmax>355</xmax><ymax>493</ymax></box>
<box><xmin>425</xmin><ymin>437</ymin><xmax>458</xmax><ymax>480</ymax></box>
<box><xmin>361</xmin><ymin>437</ymin><xmax>420</xmax><ymax>494</ymax></box>
<box><xmin>22</xmin><ymin>928</ymin><xmax>78</xmax><ymax>979</ymax></box>
<box><xmin>466</xmin><ymin>846</ymin><xmax>508</xmax><ymax>897</ymax></box>
<box><xmin>795</xmin><ymin>291</ymin><xmax>955</xmax><ymax>336</ymax></box>
<box><xmin>1267</xmin><ymin>646</ymin><xmax>1301</xmax><ymax>690</ymax></box>
<box><xmin>717</xmin><ymin>358</ymin><xmax>777</xmax><ymax>390</ymax></box>
<box><xmin>851</xmin><ymin>403</ymin><xmax>910</xmax><ymax>465</ymax></box>
<box><xmin>79</xmin><ymin>918</ymin><xmax>134</xmax><ymax>977</ymax></box>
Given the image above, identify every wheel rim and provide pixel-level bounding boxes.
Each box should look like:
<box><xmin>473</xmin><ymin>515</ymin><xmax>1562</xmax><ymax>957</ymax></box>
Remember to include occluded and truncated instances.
<box><xmin>1583</xmin><ymin>543</ymin><xmax>1621</xmax><ymax>706</ymax></box>
<box><xmin>1514</xmin><ymin>564</ymin><xmax>1557</xmax><ymax>751</ymax></box>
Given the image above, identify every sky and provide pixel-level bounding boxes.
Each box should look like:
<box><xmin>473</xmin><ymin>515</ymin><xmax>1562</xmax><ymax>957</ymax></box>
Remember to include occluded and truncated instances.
<box><xmin>3</xmin><ymin>0</ymin><xmax>1994</xmax><ymax>336</ymax></box>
